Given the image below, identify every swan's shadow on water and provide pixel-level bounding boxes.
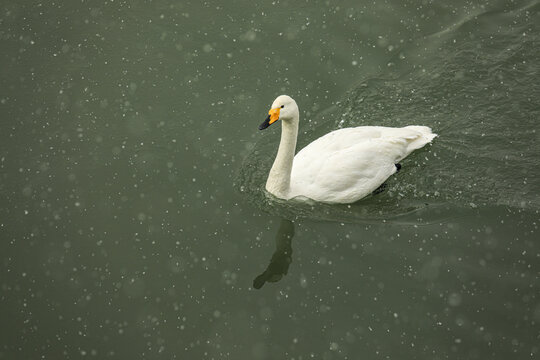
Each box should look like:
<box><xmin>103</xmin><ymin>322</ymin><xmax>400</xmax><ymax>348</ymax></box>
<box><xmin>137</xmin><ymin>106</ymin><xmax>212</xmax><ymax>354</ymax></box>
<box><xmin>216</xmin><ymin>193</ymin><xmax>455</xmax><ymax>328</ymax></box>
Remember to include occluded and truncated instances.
<box><xmin>253</xmin><ymin>219</ymin><xmax>295</xmax><ymax>289</ymax></box>
<box><xmin>251</xmin><ymin>201</ymin><xmax>459</xmax><ymax>289</ymax></box>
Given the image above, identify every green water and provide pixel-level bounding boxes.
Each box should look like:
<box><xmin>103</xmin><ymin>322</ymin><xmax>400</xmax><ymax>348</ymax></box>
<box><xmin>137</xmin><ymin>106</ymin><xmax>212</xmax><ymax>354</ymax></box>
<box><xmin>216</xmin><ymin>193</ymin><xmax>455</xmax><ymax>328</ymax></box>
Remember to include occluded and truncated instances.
<box><xmin>1</xmin><ymin>0</ymin><xmax>539</xmax><ymax>359</ymax></box>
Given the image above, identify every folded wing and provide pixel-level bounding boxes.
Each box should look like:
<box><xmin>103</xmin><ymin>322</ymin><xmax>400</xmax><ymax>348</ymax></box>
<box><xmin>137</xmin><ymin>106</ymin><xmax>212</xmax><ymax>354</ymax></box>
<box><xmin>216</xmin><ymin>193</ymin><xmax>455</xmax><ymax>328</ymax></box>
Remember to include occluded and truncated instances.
<box><xmin>289</xmin><ymin>126</ymin><xmax>436</xmax><ymax>203</ymax></box>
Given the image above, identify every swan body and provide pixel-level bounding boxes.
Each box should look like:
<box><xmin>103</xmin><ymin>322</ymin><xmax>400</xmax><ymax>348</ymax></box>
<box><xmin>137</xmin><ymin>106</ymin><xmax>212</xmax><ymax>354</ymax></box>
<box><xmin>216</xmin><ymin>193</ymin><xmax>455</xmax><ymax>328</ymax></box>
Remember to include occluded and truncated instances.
<box><xmin>259</xmin><ymin>95</ymin><xmax>437</xmax><ymax>204</ymax></box>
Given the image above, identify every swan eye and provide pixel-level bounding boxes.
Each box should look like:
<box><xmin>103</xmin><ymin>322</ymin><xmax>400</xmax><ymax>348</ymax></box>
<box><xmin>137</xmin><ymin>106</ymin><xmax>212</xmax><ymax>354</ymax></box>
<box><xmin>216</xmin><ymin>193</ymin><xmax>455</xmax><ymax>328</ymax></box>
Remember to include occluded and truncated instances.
<box><xmin>281</xmin><ymin>105</ymin><xmax>284</xmax><ymax>108</ymax></box>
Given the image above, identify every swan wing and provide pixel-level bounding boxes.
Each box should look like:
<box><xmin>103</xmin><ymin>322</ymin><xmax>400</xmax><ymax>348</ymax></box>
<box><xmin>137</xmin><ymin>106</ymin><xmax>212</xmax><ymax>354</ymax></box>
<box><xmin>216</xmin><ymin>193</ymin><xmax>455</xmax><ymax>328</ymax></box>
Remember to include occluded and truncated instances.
<box><xmin>289</xmin><ymin>126</ymin><xmax>436</xmax><ymax>203</ymax></box>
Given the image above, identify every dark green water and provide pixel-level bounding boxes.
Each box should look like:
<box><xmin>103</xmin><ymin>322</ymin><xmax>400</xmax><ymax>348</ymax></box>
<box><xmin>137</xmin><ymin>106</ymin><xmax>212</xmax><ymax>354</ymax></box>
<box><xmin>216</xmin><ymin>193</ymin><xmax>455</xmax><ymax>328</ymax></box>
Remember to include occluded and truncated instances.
<box><xmin>1</xmin><ymin>1</ymin><xmax>539</xmax><ymax>359</ymax></box>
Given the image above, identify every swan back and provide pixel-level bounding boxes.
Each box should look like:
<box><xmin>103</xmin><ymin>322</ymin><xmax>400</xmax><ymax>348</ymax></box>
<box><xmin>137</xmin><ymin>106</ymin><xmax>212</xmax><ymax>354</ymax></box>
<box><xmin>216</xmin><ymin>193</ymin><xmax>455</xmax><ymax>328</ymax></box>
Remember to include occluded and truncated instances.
<box><xmin>288</xmin><ymin>126</ymin><xmax>437</xmax><ymax>203</ymax></box>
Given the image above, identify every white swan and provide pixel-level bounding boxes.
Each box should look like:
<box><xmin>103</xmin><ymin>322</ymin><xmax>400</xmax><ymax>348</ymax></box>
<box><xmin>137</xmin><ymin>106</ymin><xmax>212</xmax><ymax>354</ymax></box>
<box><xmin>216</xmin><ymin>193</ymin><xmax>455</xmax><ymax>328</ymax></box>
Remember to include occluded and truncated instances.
<box><xmin>258</xmin><ymin>95</ymin><xmax>437</xmax><ymax>204</ymax></box>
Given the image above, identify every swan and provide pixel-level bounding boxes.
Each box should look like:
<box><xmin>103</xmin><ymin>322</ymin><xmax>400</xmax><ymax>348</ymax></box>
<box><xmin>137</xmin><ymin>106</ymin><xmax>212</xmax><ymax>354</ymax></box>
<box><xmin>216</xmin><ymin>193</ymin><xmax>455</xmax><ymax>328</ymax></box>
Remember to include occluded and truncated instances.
<box><xmin>258</xmin><ymin>95</ymin><xmax>437</xmax><ymax>204</ymax></box>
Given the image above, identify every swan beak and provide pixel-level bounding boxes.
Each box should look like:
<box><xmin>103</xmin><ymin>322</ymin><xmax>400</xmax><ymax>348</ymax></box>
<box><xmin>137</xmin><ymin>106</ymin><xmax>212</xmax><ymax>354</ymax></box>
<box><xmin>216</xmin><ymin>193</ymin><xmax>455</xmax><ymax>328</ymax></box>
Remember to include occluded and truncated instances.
<box><xmin>259</xmin><ymin>108</ymin><xmax>280</xmax><ymax>130</ymax></box>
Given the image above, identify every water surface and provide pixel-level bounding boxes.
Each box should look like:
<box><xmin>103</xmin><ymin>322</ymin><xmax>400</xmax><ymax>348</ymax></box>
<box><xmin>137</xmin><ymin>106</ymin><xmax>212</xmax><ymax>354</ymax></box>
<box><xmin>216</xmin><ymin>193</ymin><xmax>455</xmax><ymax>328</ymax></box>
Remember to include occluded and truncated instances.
<box><xmin>1</xmin><ymin>0</ymin><xmax>539</xmax><ymax>359</ymax></box>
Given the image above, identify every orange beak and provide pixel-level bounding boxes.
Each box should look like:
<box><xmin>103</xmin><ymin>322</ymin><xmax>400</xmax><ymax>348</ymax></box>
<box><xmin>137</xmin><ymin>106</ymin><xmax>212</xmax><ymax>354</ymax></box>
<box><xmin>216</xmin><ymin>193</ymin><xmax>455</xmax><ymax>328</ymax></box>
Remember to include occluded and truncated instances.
<box><xmin>268</xmin><ymin>107</ymin><xmax>280</xmax><ymax>124</ymax></box>
<box><xmin>259</xmin><ymin>107</ymin><xmax>281</xmax><ymax>130</ymax></box>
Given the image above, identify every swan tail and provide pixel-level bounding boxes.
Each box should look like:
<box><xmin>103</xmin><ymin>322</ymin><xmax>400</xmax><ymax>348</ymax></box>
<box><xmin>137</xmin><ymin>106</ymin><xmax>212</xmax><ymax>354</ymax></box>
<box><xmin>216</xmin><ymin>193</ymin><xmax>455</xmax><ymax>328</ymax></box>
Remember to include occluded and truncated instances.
<box><xmin>405</xmin><ymin>125</ymin><xmax>437</xmax><ymax>142</ymax></box>
<box><xmin>400</xmin><ymin>125</ymin><xmax>437</xmax><ymax>154</ymax></box>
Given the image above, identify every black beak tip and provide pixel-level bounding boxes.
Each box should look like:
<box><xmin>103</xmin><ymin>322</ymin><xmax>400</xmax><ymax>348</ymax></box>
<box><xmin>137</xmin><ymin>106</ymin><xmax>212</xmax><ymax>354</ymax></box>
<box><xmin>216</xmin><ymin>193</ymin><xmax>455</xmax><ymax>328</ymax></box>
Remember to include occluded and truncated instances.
<box><xmin>259</xmin><ymin>115</ymin><xmax>271</xmax><ymax>130</ymax></box>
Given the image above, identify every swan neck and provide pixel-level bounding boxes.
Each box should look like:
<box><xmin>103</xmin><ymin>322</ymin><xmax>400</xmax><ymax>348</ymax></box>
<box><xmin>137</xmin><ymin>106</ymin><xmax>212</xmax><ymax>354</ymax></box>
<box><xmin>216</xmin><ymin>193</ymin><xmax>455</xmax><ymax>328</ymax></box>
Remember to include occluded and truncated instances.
<box><xmin>266</xmin><ymin>116</ymin><xmax>298</xmax><ymax>198</ymax></box>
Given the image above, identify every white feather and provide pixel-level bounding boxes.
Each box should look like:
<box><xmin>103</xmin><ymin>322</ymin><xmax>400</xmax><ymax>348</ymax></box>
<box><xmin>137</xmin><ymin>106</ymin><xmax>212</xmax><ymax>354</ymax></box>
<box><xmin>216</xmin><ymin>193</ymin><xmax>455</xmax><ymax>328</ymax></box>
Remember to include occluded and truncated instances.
<box><xmin>262</xmin><ymin>95</ymin><xmax>437</xmax><ymax>204</ymax></box>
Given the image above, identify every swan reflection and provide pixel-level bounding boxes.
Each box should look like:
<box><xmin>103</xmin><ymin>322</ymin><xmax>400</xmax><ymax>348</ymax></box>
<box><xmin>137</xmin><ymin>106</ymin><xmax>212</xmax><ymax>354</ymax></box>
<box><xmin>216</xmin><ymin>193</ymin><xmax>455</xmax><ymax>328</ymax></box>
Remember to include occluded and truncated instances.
<box><xmin>253</xmin><ymin>219</ymin><xmax>295</xmax><ymax>289</ymax></box>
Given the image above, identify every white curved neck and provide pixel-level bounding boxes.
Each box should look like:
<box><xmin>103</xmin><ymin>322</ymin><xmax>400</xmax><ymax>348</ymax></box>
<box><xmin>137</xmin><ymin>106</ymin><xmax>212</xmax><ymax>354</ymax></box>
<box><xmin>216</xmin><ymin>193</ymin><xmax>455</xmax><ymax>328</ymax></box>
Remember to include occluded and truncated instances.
<box><xmin>265</xmin><ymin>115</ymin><xmax>299</xmax><ymax>198</ymax></box>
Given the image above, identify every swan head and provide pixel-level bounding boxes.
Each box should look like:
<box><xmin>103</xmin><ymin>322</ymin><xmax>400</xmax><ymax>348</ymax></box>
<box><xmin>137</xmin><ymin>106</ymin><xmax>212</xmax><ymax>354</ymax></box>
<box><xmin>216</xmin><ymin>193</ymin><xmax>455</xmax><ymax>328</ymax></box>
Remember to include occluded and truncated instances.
<box><xmin>259</xmin><ymin>95</ymin><xmax>298</xmax><ymax>130</ymax></box>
